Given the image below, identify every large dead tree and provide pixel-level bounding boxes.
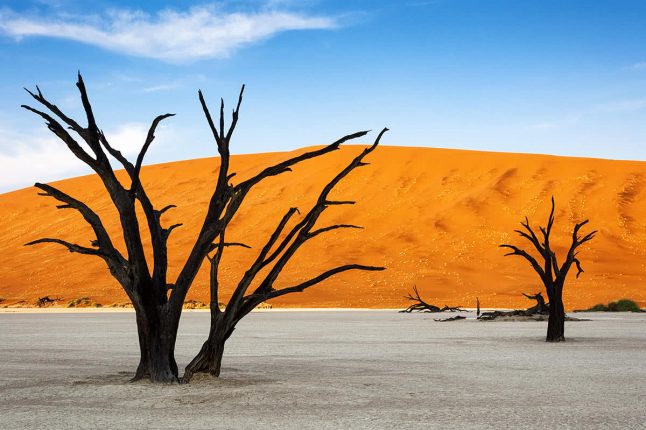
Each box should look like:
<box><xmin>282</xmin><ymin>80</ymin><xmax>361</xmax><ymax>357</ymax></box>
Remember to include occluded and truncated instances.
<box><xmin>500</xmin><ymin>197</ymin><xmax>596</xmax><ymax>342</ymax></box>
<box><xmin>23</xmin><ymin>74</ymin><xmax>384</xmax><ymax>382</ymax></box>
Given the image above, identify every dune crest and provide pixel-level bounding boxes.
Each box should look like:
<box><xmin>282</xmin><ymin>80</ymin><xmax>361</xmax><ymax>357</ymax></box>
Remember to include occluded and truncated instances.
<box><xmin>1</xmin><ymin>146</ymin><xmax>645</xmax><ymax>309</ymax></box>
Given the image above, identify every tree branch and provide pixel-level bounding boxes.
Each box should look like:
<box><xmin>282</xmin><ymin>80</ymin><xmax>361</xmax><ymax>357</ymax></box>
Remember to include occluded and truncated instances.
<box><xmin>23</xmin><ymin>85</ymin><xmax>86</xmax><ymax>137</ymax></box>
<box><xmin>25</xmin><ymin>238</ymin><xmax>103</xmax><ymax>256</ymax></box>
<box><xmin>515</xmin><ymin>216</ymin><xmax>545</xmax><ymax>256</ymax></box>
<box><xmin>308</xmin><ymin>224</ymin><xmax>363</xmax><ymax>239</ymax></box>
<box><xmin>157</xmin><ymin>205</ymin><xmax>177</xmax><ymax>217</ymax></box>
<box><xmin>573</xmin><ymin>258</ymin><xmax>585</xmax><ymax>278</ymax></box>
<box><xmin>246</xmin><ymin>128</ymin><xmax>388</xmax><ymax>301</ymax></box>
<box><xmin>236</xmin><ymin>130</ymin><xmax>370</xmax><ymax>192</ymax></box>
<box><xmin>75</xmin><ymin>73</ymin><xmax>110</xmax><ymax>159</ymax></box>
<box><xmin>262</xmin><ymin>264</ymin><xmax>385</xmax><ymax>301</ymax></box>
<box><xmin>172</xmin><ymin>125</ymin><xmax>374</xmax><ymax>308</ymax></box>
<box><xmin>500</xmin><ymin>244</ymin><xmax>546</xmax><ymax>280</ymax></box>
<box><xmin>130</xmin><ymin>113</ymin><xmax>175</xmax><ymax>193</ymax></box>
<box><xmin>33</xmin><ymin>183</ymin><xmax>126</xmax><ymax>265</ymax></box>
<box><xmin>25</xmin><ymin>74</ymin><xmax>154</xmax><ymax>272</ymax></box>
<box><xmin>21</xmin><ymin>104</ymin><xmax>97</xmax><ymax>168</ymax></box>
<box><xmin>207</xmin><ymin>242</ymin><xmax>252</xmax><ymax>253</ymax></box>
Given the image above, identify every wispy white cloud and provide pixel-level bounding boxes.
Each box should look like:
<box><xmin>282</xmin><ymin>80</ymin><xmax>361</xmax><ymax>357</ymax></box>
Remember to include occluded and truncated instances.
<box><xmin>142</xmin><ymin>83</ymin><xmax>179</xmax><ymax>93</ymax></box>
<box><xmin>528</xmin><ymin>121</ymin><xmax>558</xmax><ymax>130</ymax></box>
<box><xmin>595</xmin><ymin>99</ymin><xmax>646</xmax><ymax>113</ymax></box>
<box><xmin>0</xmin><ymin>5</ymin><xmax>336</xmax><ymax>63</ymax></box>
<box><xmin>0</xmin><ymin>133</ymin><xmax>85</xmax><ymax>192</ymax></box>
<box><xmin>631</xmin><ymin>62</ymin><xmax>646</xmax><ymax>70</ymax></box>
<box><xmin>0</xmin><ymin>122</ymin><xmax>153</xmax><ymax>192</ymax></box>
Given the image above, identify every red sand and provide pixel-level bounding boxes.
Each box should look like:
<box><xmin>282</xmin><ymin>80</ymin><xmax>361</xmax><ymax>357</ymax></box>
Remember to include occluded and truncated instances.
<box><xmin>1</xmin><ymin>145</ymin><xmax>645</xmax><ymax>309</ymax></box>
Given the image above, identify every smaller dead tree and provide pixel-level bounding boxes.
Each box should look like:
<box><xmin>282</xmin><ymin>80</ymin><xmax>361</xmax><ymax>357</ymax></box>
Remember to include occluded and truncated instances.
<box><xmin>500</xmin><ymin>197</ymin><xmax>596</xmax><ymax>341</ymax></box>
<box><xmin>179</xmin><ymin>94</ymin><xmax>387</xmax><ymax>382</ymax></box>
<box><xmin>399</xmin><ymin>286</ymin><xmax>466</xmax><ymax>313</ymax></box>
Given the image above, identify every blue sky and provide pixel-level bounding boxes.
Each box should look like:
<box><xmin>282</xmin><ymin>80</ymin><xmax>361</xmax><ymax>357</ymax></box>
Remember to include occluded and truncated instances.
<box><xmin>0</xmin><ymin>0</ymin><xmax>645</xmax><ymax>191</ymax></box>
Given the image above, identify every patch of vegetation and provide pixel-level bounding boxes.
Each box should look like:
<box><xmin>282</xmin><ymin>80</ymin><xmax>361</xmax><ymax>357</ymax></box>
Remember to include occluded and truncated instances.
<box><xmin>182</xmin><ymin>301</ymin><xmax>228</xmax><ymax>310</ymax></box>
<box><xmin>109</xmin><ymin>302</ymin><xmax>133</xmax><ymax>308</ymax></box>
<box><xmin>586</xmin><ymin>304</ymin><xmax>609</xmax><ymax>312</ymax></box>
<box><xmin>609</xmin><ymin>299</ymin><xmax>642</xmax><ymax>312</ymax></box>
<box><xmin>35</xmin><ymin>296</ymin><xmax>62</xmax><ymax>307</ymax></box>
<box><xmin>183</xmin><ymin>300</ymin><xmax>208</xmax><ymax>310</ymax></box>
<box><xmin>578</xmin><ymin>299</ymin><xmax>642</xmax><ymax>312</ymax></box>
<box><xmin>67</xmin><ymin>297</ymin><xmax>91</xmax><ymax>308</ymax></box>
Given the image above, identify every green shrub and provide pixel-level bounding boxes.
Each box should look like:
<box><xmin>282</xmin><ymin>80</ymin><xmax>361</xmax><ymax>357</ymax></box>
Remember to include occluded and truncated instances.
<box><xmin>587</xmin><ymin>303</ymin><xmax>609</xmax><ymax>311</ymax></box>
<box><xmin>582</xmin><ymin>299</ymin><xmax>641</xmax><ymax>312</ymax></box>
<box><xmin>607</xmin><ymin>299</ymin><xmax>640</xmax><ymax>312</ymax></box>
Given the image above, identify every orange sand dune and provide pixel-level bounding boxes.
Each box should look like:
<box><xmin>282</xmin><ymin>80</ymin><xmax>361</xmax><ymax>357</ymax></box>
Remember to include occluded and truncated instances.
<box><xmin>1</xmin><ymin>146</ymin><xmax>645</xmax><ymax>310</ymax></box>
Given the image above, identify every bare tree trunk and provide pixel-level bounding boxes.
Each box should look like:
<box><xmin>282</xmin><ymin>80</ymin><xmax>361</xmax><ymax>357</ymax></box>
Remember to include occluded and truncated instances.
<box><xmin>546</xmin><ymin>286</ymin><xmax>565</xmax><ymax>342</ymax></box>
<box><xmin>183</xmin><ymin>312</ymin><xmax>230</xmax><ymax>381</ymax></box>
<box><xmin>131</xmin><ymin>290</ymin><xmax>180</xmax><ymax>383</ymax></box>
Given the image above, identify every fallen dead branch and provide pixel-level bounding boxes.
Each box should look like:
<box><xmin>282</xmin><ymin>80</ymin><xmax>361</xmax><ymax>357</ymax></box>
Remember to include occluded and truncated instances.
<box><xmin>434</xmin><ymin>315</ymin><xmax>466</xmax><ymax>322</ymax></box>
<box><xmin>478</xmin><ymin>293</ymin><xmax>583</xmax><ymax>321</ymax></box>
<box><xmin>400</xmin><ymin>286</ymin><xmax>467</xmax><ymax>313</ymax></box>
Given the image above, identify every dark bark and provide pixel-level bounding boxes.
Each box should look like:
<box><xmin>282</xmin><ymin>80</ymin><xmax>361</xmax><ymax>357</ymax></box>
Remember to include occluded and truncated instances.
<box><xmin>182</xmin><ymin>127</ymin><xmax>388</xmax><ymax>382</ymax></box>
<box><xmin>435</xmin><ymin>315</ymin><xmax>466</xmax><ymax>322</ymax></box>
<box><xmin>500</xmin><ymin>197</ymin><xmax>596</xmax><ymax>341</ymax></box>
<box><xmin>546</xmin><ymin>285</ymin><xmax>565</xmax><ymax>342</ymax></box>
<box><xmin>183</xmin><ymin>313</ymin><xmax>230</xmax><ymax>381</ymax></box>
<box><xmin>478</xmin><ymin>292</ymin><xmax>550</xmax><ymax>320</ymax></box>
<box><xmin>24</xmin><ymin>73</ymin><xmax>385</xmax><ymax>383</ymax></box>
<box><xmin>400</xmin><ymin>286</ymin><xmax>466</xmax><ymax>313</ymax></box>
<box><xmin>130</xmin><ymin>292</ymin><xmax>180</xmax><ymax>382</ymax></box>
<box><xmin>132</xmin><ymin>314</ymin><xmax>177</xmax><ymax>382</ymax></box>
<box><xmin>523</xmin><ymin>292</ymin><xmax>549</xmax><ymax>314</ymax></box>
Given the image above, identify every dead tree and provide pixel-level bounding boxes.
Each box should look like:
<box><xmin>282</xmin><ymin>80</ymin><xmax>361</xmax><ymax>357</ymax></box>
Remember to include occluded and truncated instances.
<box><xmin>500</xmin><ymin>197</ymin><xmax>596</xmax><ymax>341</ymax></box>
<box><xmin>182</xmin><ymin>129</ymin><xmax>387</xmax><ymax>382</ymax></box>
<box><xmin>399</xmin><ymin>286</ymin><xmax>465</xmax><ymax>313</ymax></box>
<box><xmin>23</xmin><ymin>73</ymin><xmax>384</xmax><ymax>382</ymax></box>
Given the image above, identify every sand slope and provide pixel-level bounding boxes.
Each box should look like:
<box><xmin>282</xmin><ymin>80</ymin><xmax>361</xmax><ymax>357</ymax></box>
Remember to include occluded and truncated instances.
<box><xmin>1</xmin><ymin>145</ymin><xmax>645</xmax><ymax>309</ymax></box>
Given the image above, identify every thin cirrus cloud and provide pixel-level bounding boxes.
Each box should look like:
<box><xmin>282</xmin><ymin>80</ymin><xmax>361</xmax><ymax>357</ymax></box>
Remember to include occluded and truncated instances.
<box><xmin>595</xmin><ymin>99</ymin><xmax>646</xmax><ymax>113</ymax></box>
<box><xmin>0</xmin><ymin>6</ymin><xmax>336</xmax><ymax>63</ymax></box>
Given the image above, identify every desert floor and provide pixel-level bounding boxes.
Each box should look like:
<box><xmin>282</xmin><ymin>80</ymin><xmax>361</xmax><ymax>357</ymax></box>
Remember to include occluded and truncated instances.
<box><xmin>0</xmin><ymin>311</ymin><xmax>645</xmax><ymax>429</ymax></box>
